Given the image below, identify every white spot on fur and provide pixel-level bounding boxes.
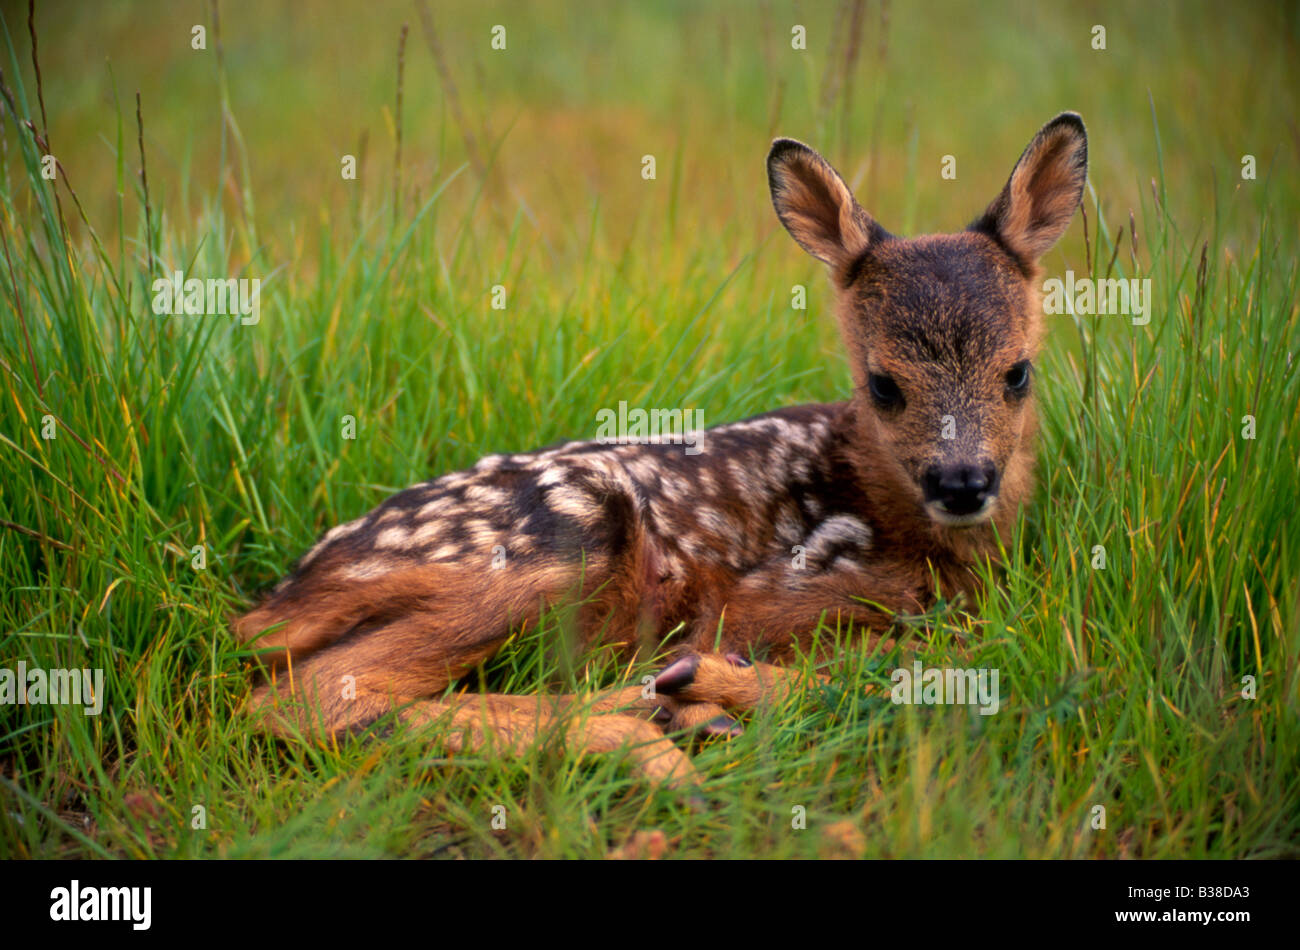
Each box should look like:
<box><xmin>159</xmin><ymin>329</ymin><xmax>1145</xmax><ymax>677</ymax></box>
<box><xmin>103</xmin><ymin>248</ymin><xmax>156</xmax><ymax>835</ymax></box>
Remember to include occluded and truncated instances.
<box><xmin>677</xmin><ymin>533</ymin><xmax>704</xmax><ymax>559</ymax></box>
<box><xmin>727</xmin><ymin>459</ymin><xmax>757</xmax><ymax>496</ymax></box>
<box><xmin>300</xmin><ymin>517</ymin><xmax>365</xmax><ymax>567</ymax></box>
<box><xmin>697</xmin><ymin>468</ymin><xmax>717</xmax><ymax>496</ymax></box>
<box><xmin>464</xmin><ymin>482</ymin><xmax>510</xmax><ymax>507</ymax></box>
<box><xmin>323</xmin><ymin>519</ymin><xmax>365</xmax><ymax>543</ymax></box>
<box><xmin>375</xmin><ymin>526</ymin><xmax>413</xmax><ymax>549</ymax></box>
<box><xmin>537</xmin><ymin>465</ymin><xmax>568</xmax><ymax>488</ymax></box>
<box><xmin>410</xmin><ymin>519</ymin><xmax>445</xmax><ymax>545</ymax></box>
<box><xmin>831</xmin><ymin>554</ymin><xmax>865</xmax><ymax>572</ymax></box>
<box><xmin>439</xmin><ymin>472</ymin><xmax>473</xmax><ymax>490</ymax></box>
<box><xmin>461</xmin><ymin>518</ymin><xmax>498</xmax><ymax>548</ymax></box>
<box><xmin>418</xmin><ymin>496</ymin><xmax>457</xmax><ymax>519</ymax></box>
<box><xmin>341</xmin><ymin>559</ymin><xmax>396</xmax><ymax>580</ymax></box>
<box><xmin>547</xmin><ymin>485</ymin><xmax>597</xmax><ymax>524</ymax></box>
<box><xmin>804</xmin><ymin>514</ymin><xmax>873</xmax><ymax>566</ymax></box>
<box><xmin>774</xmin><ymin>505</ymin><xmax>805</xmax><ymax>547</ymax></box>
<box><xmin>696</xmin><ymin>506</ymin><xmax>739</xmax><ymax>542</ymax></box>
<box><xmin>622</xmin><ymin>453</ymin><xmax>662</xmax><ymax>486</ymax></box>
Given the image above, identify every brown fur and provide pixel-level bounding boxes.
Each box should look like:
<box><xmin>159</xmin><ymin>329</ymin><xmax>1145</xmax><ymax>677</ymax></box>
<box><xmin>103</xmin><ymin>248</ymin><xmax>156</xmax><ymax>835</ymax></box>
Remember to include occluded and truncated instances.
<box><xmin>234</xmin><ymin>114</ymin><xmax>1087</xmax><ymax>790</ymax></box>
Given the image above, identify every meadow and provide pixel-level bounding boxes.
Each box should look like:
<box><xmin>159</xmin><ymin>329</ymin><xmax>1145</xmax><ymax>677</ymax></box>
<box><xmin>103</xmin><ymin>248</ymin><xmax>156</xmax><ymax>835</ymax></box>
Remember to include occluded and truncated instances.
<box><xmin>0</xmin><ymin>0</ymin><xmax>1297</xmax><ymax>858</ymax></box>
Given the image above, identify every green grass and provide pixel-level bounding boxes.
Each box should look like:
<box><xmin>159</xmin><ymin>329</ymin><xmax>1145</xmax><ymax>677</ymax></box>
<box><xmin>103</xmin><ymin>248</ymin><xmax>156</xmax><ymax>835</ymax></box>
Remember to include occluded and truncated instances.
<box><xmin>0</xmin><ymin>0</ymin><xmax>1297</xmax><ymax>858</ymax></box>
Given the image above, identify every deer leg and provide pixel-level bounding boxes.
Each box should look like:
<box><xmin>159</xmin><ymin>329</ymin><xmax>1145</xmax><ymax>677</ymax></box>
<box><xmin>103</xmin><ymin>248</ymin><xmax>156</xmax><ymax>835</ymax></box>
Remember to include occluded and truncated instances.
<box><xmin>655</xmin><ymin>557</ymin><xmax>925</xmax><ymax>712</ymax></box>
<box><xmin>247</xmin><ymin>617</ymin><xmax>700</xmax><ymax>791</ymax></box>
<box><xmin>653</xmin><ymin>652</ymin><xmax>813</xmax><ymax>712</ymax></box>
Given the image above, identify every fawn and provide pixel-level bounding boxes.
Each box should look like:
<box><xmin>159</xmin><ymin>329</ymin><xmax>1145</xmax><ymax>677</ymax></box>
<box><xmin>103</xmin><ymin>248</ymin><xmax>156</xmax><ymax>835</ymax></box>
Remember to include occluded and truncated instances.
<box><xmin>236</xmin><ymin>113</ymin><xmax>1087</xmax><ymax>789</ymax></box>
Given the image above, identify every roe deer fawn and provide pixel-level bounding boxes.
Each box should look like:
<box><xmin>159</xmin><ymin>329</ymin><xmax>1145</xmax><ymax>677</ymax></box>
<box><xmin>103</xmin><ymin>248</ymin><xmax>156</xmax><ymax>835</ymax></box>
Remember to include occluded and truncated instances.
<box><xmin>236</xmin><ymin>113</ymin><xmax>1087</xmax><ymax>790</ymax></box>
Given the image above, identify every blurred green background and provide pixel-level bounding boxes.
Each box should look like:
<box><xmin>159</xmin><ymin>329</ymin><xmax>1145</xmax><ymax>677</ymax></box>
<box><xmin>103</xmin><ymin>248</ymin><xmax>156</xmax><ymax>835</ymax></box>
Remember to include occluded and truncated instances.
<box><xmin>18</xmin><ymin>0</ymin><xmax>1298</xmax><ymax>268</ymax></box>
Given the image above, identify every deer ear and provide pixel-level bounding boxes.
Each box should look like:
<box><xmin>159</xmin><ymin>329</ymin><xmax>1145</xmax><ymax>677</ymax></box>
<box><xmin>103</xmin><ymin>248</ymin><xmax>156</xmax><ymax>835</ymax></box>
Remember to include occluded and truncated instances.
<box><xmin>973</xmin><ymin>113</ymin><xmax>1088</xmax><ymax>267</ymax></box>
<box><xmin>768</xmin><ymin>139</ymin><xmax>884</xmax><ymax>277</ymax></box>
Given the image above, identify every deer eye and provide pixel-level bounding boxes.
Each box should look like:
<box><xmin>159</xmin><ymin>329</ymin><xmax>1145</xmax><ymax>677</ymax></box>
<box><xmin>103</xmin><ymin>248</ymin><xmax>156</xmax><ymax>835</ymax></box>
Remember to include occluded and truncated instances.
<box><xmin>1005</xmin><ymin>360</ymin><xmax>1031</xmax><ymax>395</ymax></box>
<box><xmin>868</xmin><ymin>372</ymin><xmax>903</xmax><ymax>408</ymax></box>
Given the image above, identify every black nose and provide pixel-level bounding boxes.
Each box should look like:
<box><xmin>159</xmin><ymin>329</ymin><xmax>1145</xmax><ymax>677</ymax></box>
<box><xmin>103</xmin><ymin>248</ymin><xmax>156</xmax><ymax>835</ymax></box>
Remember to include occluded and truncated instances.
<box><xmin>923</xmin><ymin>461</ymin><xmax>998</xmax><ymax>516</ymax></box>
